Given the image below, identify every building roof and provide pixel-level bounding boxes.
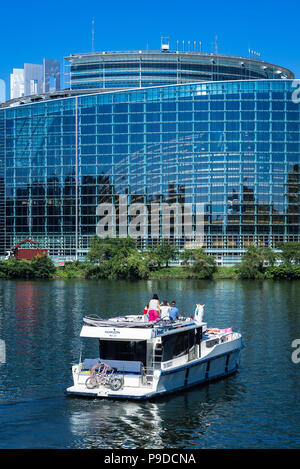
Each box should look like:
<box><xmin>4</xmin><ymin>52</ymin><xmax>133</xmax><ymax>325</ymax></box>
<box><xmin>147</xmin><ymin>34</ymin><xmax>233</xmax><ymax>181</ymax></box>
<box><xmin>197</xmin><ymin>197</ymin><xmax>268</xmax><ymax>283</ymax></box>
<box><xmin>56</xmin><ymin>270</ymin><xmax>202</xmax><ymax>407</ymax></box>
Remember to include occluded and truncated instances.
<box><xmin>64</xmin><ymin>50</ymin><xmax>294</xmax><ymax>80</ymax></box>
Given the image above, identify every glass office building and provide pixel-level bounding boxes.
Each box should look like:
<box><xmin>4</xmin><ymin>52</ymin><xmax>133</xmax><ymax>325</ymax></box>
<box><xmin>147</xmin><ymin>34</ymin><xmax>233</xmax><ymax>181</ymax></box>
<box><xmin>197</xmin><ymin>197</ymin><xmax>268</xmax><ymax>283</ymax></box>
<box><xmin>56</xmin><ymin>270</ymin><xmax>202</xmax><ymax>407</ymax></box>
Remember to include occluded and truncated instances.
<box><xmin>66</xmin><ymin>51</ymin><xmax>293</xmax><ymax>90</ymax></box>
<box><xmin>0</xmin><ymin>51</ymin><xmax>299</xmax><ymax>264</ymax></box>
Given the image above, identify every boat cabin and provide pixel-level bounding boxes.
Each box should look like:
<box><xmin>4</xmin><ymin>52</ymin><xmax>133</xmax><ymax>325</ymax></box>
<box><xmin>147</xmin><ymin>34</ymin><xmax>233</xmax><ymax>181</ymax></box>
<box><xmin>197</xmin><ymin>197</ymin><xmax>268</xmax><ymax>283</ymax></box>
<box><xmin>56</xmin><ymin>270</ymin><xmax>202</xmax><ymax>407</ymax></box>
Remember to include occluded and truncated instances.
<box><xmin>79</xmin><ymin>315</ymin><xmax>206</xmax><ymax>378</ymax></box>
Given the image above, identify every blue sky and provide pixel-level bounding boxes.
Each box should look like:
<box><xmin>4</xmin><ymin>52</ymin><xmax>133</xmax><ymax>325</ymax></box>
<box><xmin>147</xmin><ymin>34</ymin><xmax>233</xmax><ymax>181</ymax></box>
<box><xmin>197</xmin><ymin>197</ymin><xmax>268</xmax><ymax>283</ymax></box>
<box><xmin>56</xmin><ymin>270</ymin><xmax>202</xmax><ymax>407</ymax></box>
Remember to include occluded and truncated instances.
<box><xmin>0</xmin><ymin>0</ymin><xmax>299</xmax><ymax>100</ymax></box>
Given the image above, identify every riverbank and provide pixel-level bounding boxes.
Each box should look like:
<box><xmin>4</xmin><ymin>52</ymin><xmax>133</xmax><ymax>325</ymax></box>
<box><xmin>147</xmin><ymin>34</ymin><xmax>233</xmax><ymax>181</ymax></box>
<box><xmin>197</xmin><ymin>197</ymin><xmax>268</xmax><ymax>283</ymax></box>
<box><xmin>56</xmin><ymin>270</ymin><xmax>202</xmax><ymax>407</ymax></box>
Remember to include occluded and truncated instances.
<box><xmin>49</xmin><ymin>263</ymin><xmax>300</xmax><ymax>281</ymax></box>
<box><xmin>52</xmin><ymin>263</ymin><xmax>239</xmax><ymax>280</ymax></box>
<box><xmin>1</xmin><ymin>257</ymin><xmax>300</xmax><ymax>281</ymax></box>
<box><xmin>146</xmin><ymin>265</ymin><xmax>239</xmax><ymax>280</ymax></box>
<box><xmin>0</xmin><ymin>258</ymin><xmax>236</xmax><ymax>280</ymax></box>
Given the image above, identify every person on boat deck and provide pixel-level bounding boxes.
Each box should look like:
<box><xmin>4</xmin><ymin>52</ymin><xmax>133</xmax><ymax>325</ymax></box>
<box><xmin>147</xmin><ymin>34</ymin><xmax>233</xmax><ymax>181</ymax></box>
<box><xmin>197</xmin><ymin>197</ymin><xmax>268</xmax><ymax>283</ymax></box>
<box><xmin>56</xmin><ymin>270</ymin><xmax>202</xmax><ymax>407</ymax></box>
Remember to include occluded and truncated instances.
<box><xmin>169</xmin><ymin>301</ymin><xmax>181</xmax><ymax>321</ymax></box>
<box><xmin>143</xmin><ymin>303</ymin><xmax>149</xmax><ymax>321</ymax></box>
<box><xmin>148</xmin><ymin>294</ymin><xmax>160</xmax><ymax>321</ymax></box>
<box><xmin>160</xmin><ymin>300</ymin><xmax>170</xmax><ymax>320</ymax></box>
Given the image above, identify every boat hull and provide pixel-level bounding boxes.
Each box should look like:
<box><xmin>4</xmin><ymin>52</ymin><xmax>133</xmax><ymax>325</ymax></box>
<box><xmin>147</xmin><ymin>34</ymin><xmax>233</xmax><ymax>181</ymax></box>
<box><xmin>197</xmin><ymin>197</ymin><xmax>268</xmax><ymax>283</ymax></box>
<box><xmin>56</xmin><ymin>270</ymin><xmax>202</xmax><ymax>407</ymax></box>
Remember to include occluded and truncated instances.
<box><xmin>65</xmin><ymin>344</ymin><xmax>242</xmax><ymax>400</ymax></box>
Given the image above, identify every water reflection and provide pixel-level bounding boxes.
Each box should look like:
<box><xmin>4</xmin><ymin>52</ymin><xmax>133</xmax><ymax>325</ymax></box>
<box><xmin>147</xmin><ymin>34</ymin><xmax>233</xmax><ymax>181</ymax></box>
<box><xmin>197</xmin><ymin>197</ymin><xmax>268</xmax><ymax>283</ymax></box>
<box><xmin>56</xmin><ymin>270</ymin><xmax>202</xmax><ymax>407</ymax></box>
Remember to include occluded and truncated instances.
<box><xmin>0</xmin><ymin>279</ymin><xmax>299</xmax><ymax>448</ymax></box>
<box><xmin>68</xmin><ymin>377</ymin><xmax>246</xmax><ymax>449</ymax></box>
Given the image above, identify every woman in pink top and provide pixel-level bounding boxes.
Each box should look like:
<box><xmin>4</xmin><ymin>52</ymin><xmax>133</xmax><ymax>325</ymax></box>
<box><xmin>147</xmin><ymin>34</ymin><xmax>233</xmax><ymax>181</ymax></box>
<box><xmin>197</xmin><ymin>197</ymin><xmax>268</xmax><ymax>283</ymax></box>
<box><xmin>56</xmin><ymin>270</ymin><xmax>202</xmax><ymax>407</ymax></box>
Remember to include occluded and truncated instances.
<box><xmin>148</xmin><ymin>294</ymin><xmax>160</xmax><ymax>321</ymax></box>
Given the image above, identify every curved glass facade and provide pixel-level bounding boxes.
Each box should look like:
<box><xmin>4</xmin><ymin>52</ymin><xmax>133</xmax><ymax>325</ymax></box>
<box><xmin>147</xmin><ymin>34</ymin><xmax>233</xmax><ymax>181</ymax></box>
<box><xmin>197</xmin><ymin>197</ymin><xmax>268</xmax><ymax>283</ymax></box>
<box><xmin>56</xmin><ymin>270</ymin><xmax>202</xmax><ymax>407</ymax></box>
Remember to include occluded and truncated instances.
<box><xmin>66</xmin><ymin>52</ymin><xmax>293</xmax><ymax>91</ymax></box>
<box><xmin>0</xmin><ymin>79</ymin><xmax>299</xmax><ymax>261</ymax></box>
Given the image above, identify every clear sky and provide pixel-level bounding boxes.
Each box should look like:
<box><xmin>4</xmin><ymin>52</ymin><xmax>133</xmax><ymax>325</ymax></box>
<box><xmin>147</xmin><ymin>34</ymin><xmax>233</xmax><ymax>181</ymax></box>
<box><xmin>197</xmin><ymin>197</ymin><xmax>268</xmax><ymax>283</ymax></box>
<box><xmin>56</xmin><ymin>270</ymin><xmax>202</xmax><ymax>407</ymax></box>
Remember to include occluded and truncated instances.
<box><xmin>0</xmin><ymin>0</ymin><xmax>299</xmax><ymax>99</ymax></box>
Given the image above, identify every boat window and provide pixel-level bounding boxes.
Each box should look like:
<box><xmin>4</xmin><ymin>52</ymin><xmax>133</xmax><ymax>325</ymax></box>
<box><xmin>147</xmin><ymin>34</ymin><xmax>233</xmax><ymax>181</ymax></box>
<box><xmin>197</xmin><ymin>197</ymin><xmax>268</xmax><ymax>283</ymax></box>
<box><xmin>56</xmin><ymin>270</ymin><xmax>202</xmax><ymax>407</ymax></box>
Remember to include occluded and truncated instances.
<box><xmin>206</xmin><ymin>338</ymin><xmax>219</xmax><ymax>348</ymax></box>
<box><xmin>162</xmin><ymin>329</ymin><xmax>196</xmax><ymax>362</ymax></box>
<box><xmin>99</xmin><ymin>339</ymin><xmax>147</xmax><ymax>365</ymax></box>
<box><xmin>80</xmin><ymin>337</ymin><xmax>99</xmax><ymax>360</ymax></box>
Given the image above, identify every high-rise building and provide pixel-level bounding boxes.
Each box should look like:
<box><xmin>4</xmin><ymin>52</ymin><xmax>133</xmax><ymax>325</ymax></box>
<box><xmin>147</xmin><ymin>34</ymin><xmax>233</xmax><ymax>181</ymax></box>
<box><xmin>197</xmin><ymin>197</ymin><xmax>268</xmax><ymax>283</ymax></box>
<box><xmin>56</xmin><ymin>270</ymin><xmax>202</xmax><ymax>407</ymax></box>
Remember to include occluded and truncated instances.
<box><xmin>0</xmin><ymin>47</ymin><xmax>299</xmax><ymax>264</ymax></box>
<box><xmin>10</xmin><ymin>68</ymin><xmax>25</xmax><ymax>99</ymax></box>
<box><xmin>0</xmin><ymin>79</ymin><xmax>6</xmax><ymax>104</ymax></box>
<box><xmin>43</xmin><ymin>58</ymin><xmax>61</xmax><ymax>93</ymax></box>
<box><xmin>10</xmin><ymin>59</ymin><xmax>60</xmax><ymax>100</ymax></box>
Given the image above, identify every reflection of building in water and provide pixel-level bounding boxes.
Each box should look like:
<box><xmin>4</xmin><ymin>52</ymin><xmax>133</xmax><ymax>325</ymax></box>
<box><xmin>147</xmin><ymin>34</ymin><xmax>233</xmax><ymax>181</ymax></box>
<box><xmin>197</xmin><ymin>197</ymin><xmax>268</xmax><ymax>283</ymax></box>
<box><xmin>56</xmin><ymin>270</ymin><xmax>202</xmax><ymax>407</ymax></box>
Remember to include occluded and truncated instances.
<box><xmin>13</xmin><ymin>282</ymin><xmax>42</xmax><ymax>366</ymax></box>
<box><xmin>15</xmin><ymin>283</ymin><xmax>40</xmax><ymax>334</ymax></box>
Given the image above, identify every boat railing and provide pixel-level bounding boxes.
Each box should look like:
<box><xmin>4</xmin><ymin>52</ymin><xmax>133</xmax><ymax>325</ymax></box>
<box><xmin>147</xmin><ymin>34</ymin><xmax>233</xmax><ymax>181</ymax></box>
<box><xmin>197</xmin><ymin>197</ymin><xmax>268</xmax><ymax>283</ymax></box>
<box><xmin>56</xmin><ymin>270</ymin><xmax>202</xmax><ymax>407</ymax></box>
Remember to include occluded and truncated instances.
<box><xmin>220</xmin><ymin>332</ymin><xmax>240</xmax><ymax>342</ymax></box>
<box><xmin>205</xmin><ymin>331</ymin><xmax>240</xmax><ymax>348</ymax></box>
<box><xmin>139</xmin><ymin>366</ymin><xmax>155</xmax><ymax>387</ymax></box>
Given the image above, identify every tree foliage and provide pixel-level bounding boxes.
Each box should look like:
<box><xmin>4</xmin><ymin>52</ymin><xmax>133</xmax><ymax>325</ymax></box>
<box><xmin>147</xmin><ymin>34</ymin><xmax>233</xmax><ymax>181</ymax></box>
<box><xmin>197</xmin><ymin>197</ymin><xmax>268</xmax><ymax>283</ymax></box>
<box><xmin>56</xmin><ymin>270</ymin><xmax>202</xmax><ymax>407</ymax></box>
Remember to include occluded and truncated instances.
<box><xmin>236</xmin><ymin>246</ymin><xmax>277</xmax><ymax>280</ymax></box>
<box><xmin>146</xmin><ymin>240</ymin><xmax>179</xmax><ymax>269</ymax></box>
<box><xmin>86</xmin><ymin>237</ymin><xmax>149</xmax><ymax>280</ymax></box>
<box><xmin>0</xmin><ymin>255</ymin><xmax>56</xmax><ymax>279</ymax></box>
<box><xmin>265</xmin><ymin>265</ymin><xmax>300</xmax><ymax>280</ymax></box>
<box><xmin>277</xmin><ymin>242</ymin><xmax>300</xmax><ymax>266</ymax></box>
<box><xmin>180</xmin><ymin>248</ymin><xmax>217</xmax><ymax>279</ymax></box>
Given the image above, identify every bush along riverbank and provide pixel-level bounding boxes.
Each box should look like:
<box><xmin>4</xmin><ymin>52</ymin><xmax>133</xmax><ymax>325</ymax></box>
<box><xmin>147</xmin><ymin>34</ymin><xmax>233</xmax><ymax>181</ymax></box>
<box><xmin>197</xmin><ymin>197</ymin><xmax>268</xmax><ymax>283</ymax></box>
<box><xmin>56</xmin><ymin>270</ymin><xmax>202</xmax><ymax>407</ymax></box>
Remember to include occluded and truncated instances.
<box><xmin>0</xmin><ymin>256</ymin><xmax>56</xmax><ymax>279</ymax></box>
<box><xmin>0</xmin><ymin>239</ymin><xmax>300</xmax><ymax>281</ymax></box>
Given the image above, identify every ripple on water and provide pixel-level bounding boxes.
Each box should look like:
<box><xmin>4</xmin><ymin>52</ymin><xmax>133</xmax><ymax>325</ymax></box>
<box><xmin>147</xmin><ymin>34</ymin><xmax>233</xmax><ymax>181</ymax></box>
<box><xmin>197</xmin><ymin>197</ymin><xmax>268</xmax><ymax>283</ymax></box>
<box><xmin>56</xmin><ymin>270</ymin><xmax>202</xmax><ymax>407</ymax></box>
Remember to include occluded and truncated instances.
<box><xmin>0</xmin><ymin>279</ymin><xmax>299</xmax><ymax>448</ymax></box>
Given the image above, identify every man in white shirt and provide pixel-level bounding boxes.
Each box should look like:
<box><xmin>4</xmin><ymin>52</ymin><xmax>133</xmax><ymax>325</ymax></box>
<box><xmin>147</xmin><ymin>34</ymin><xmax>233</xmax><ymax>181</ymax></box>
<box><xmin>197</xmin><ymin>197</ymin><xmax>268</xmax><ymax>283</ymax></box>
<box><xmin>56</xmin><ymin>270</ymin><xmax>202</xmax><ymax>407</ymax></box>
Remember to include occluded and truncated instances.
<box><xmin>160</xmin><ymin>300</ymin><xmax>170</xmax><ymax>320</ymax></box>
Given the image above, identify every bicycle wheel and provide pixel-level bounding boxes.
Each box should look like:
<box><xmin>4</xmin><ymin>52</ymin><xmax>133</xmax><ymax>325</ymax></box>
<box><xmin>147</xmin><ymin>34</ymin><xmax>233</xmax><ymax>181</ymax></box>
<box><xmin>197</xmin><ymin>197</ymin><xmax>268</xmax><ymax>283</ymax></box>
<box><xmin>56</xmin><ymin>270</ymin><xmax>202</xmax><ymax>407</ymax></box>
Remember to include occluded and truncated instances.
<box><xmin>109</xmin><ymin>377</ymin><xmax>123</xmax><ymax>391</ymax></box>
<box><xmin>85</xmin><ymin>376</ymin><xmax>98</xmax><ymax>389</ymax></box>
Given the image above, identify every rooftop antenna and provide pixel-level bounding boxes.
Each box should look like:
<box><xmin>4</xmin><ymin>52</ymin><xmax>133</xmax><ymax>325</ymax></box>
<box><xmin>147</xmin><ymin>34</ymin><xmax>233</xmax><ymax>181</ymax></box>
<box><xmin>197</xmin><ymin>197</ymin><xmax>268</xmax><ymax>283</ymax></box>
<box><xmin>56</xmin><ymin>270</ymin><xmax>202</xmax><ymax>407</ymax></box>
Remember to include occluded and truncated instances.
<box><xmin>91</xmin><ymin>18</ymin><xmax>95</xmax><ymax>52</ymax></box>
<box><xmin>182</xmin><ymin>40</ymin><xmax>185</xmax><ymax>52</ymax></box>
<box><xmin>176</xmin><ymin>40</ymin><xmax>179</xmax><ymax>52</ymax></box>
<box><xmin>199</xmin><ymin>41</ymin><xmax>202</xmax><ymax>53</ymax></box>
<box><xmin>248</xmin><ymin>49</ymin><xmax>261</xmax><ymax>59</ymax></box>
<box><xmin>215</xmin><ymin>35</ymin><xmax>218</xmax><ymax>55</ymax></box>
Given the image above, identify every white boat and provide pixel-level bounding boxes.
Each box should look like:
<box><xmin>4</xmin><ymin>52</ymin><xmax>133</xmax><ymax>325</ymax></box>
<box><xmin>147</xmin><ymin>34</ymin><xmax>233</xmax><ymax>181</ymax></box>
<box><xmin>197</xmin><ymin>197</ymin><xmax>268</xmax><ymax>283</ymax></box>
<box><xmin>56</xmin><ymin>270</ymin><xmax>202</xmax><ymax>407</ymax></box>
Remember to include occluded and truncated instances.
<box><xmin>66</xmin><ymin>306</ymin><xmax>243</xmax><ymax>400</ymax></box>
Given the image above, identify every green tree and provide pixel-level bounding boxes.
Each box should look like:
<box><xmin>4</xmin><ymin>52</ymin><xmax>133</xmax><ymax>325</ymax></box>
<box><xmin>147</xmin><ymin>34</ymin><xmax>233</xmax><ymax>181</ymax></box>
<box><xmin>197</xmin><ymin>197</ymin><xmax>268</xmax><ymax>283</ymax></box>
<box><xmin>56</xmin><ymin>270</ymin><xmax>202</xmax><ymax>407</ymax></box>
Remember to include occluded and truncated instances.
<box><xmin>277</xmin><ymin>242</ymin><xmax>300</xmax><ymax>266</ymax></box>
<box><xmin>147</xmin><ymin>240</ymin><xmax>179</xmax><ymax>269</ymax></box>
<box><xmin>181</xmin><ymin>248</ymin><xmax>217</xmax><ymax>279</ymax></box>
<box><xmin>31</xmin><ymin>255</ymin><xmax>56</xmax><ymax>279</ymax></box>
<box><xmin>87</xmin><ymin>236</ymin><xmax>136</xmax><ymax>264</ymax></box>
<box><xmin>265</xmin><ymin>265</ymin><xmax>300</xmax><ymax>280</ymax></box>
<box><xmin>0</xmin><ymin>260</ymin><xmax>10</xmax><ymax>279</ymax></box>
<box><xmin>86</xmin><ymin>236</ymin><xmax>149</xmax><ymax>280</ymax></box>
<box><xmin>236</xmin><ymin>246</ymin><xmax>277</xmax><ymax>280</ymax></box>
<box><xmin>110</xmin><ymin>250</ymin><xmax>149</xmax><ymax>280</ymax></box>
<box><xmin>6</xmin><ymin>258</ymin><xmax>35</xmax><ymax>279</ymax></box>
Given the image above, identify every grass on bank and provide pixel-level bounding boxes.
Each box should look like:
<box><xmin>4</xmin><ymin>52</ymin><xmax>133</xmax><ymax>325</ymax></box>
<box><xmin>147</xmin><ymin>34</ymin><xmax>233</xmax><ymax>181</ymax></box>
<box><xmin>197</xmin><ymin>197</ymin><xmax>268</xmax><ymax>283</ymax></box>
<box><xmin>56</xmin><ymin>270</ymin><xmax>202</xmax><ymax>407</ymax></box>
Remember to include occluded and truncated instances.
<box><xmin>54</xmin><ymin>262</ymin><xmax>300</xmax><ymax>281</ymax></box>
<box><xmin>146</xmin><ymin>265</ymin><xmax>238</xmax><ymax>280</ymax></box>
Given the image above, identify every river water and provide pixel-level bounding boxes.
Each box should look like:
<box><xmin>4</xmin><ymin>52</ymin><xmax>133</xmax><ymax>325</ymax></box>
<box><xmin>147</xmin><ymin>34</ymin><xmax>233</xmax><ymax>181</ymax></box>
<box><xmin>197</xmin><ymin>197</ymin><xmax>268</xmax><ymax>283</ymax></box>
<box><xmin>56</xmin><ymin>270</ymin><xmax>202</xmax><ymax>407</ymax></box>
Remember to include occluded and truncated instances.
<box><xmin>0</xmin><ymin>278</ymin><xmax>299</xmax><ymax>449</ymax></box>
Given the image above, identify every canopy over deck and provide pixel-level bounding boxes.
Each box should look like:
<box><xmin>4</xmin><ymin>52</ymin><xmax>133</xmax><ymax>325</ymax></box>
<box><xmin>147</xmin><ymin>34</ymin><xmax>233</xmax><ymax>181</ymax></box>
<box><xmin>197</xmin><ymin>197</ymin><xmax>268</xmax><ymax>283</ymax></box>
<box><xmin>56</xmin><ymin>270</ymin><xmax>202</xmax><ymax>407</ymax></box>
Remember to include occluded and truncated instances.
<box><xmin>80</xmin><ymin>315</ymin><xmax>206</xmax><ymax>340</ymax></box>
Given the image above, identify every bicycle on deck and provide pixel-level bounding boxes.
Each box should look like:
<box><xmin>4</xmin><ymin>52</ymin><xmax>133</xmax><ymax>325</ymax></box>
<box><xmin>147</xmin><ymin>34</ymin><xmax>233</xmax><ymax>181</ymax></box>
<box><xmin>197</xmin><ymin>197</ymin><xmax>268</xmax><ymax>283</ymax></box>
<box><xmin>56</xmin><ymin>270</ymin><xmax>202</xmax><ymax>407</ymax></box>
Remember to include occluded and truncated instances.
<box><xmin>85</xmin><ymin>362</ymin><xmax>123</xmax><ymax>391</ymax></box>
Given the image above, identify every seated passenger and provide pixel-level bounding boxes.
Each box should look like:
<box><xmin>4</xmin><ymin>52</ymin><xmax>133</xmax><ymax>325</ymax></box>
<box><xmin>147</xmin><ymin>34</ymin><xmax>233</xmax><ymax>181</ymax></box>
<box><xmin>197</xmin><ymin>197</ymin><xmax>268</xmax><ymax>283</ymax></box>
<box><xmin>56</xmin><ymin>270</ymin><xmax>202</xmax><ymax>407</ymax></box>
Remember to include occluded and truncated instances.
<box><xmin>160</xmin><ymin>300</ymin><xmax>170</xmax><ymax>320</ymax></box>
<box><xmin>169</xmin><ymin>301</ymin><xmax>181</xmax><ymax>321</ymax></box>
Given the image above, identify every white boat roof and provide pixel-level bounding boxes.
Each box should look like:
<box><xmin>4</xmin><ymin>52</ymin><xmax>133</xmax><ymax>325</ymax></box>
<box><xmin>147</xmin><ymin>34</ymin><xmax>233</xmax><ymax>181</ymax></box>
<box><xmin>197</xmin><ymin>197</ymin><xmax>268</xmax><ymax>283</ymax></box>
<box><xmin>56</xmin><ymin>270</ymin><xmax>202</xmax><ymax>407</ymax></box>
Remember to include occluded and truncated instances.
<box><xmin>80</xmin><ymin>315</ymin><xmax>206</xmax><ymax>340</ymax></box>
